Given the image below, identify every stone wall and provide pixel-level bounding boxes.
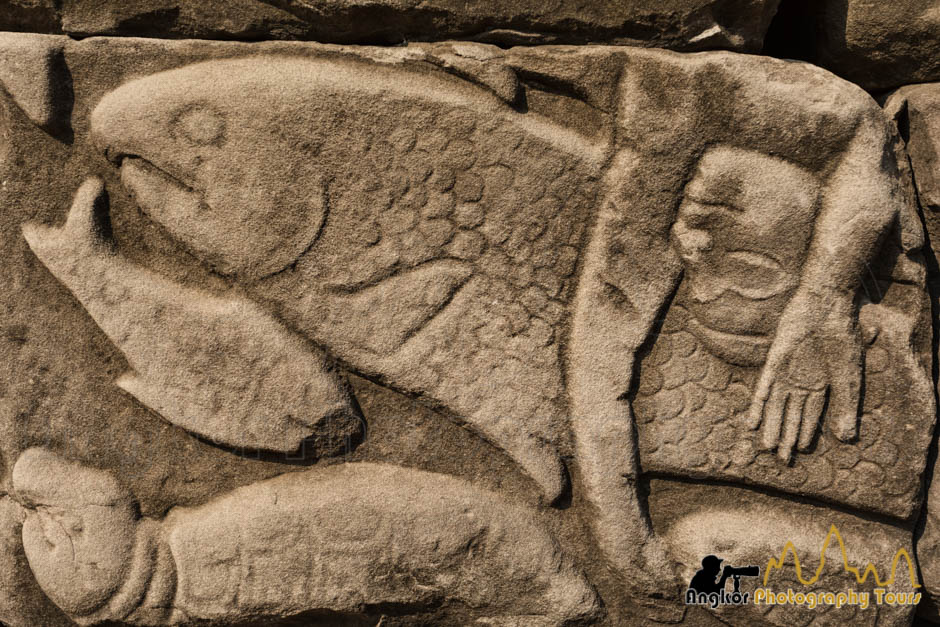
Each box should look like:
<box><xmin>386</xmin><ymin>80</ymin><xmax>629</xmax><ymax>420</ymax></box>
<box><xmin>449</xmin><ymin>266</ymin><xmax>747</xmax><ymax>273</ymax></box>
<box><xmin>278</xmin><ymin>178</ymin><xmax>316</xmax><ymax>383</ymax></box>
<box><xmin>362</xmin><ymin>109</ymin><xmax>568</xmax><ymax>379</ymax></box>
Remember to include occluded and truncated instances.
<box><xmin>0</xmin><ymin>2</ymin><xmax>939</xmax><ymax>626</ymax></box>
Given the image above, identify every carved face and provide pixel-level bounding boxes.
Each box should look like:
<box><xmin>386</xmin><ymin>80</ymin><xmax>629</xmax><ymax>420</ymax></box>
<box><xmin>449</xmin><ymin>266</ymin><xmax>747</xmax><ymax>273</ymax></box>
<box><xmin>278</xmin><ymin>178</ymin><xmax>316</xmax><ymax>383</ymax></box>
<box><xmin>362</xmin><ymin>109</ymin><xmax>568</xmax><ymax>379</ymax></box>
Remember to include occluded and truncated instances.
<box><xmin>672</xmin><ymin>145</ymin><xmax>820</xmax><ymax>337</ymax></box>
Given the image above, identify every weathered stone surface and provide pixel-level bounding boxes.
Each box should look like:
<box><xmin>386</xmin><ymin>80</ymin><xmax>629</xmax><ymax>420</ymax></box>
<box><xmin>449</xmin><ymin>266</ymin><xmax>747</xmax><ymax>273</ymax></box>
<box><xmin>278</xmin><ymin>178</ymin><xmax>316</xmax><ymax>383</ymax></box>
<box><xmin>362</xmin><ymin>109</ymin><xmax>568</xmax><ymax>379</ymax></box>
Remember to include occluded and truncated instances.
<box><xmin>0</xmin><ymin>32</ymin><xmax>67</xmax><ymax>135</ymax></box>
<box><xmin>0</xmin><ymin>27</ymin><xmax>936</xmax><ymax>627</ymax></box>
<box><xmin>0</xmin><ymin>0</ymin><xmax>60</xmax><ymax>34</ymax></box>
<box><xmin>58</xmin><ymin>0</ymin><xmax>312</xmax><ymax>40</ymax></box>
<box><xmin>22</xmin><ymin>178</ymin><xmax>363</xmax><ymax>454</ymax></box>
<box><xmin>255</xmin><ymin>0</ymin><xmax>782</xmax><ymax>49</ymax></box>
<box><xmin>0</xmin><ymin>495</ymin><xmax>73</xmax><ymax>627</ymax></box>
<box><xmin>13</xmin><ymin>448</ymin><xmax>600</xmax><ymax>625</ymax></box>
<box><xmin>811</xmin><ymin>0</ymin><xmax>940</xmax><ymax>91</ymax></box>
<box><xmin>886</xmin><ymin>84</ymin><xmax>940</xmax><ymax>214</ymax></box>
<box><xmin>884</xmin><ymin>83</ymin><xmax>940</xmax><ymax>624</ymax></box>
<box><xmin>0</xmin><ymin>0</ymin><xmax>784</xmax><ymax>50</ymax></box>
<box><xmin>563</xmin><ymin>45</ymin><xmax>932</xmax><ymax>621</ymax></box>
<box><xmin>650</xmin><ymin>481</ymin><xmax>920</xmax><ymax>626</ymax></box>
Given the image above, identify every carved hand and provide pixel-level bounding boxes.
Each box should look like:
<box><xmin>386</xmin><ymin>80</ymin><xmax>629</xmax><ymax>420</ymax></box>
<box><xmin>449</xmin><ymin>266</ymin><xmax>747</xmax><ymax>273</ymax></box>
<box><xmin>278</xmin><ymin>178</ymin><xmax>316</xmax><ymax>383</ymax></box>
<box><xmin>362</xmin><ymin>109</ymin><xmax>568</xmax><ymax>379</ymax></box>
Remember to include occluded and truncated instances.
<box><xmin>746</xmin><ymin>290</ymin><xmax>863</xmax><ymax>461</ymax></box>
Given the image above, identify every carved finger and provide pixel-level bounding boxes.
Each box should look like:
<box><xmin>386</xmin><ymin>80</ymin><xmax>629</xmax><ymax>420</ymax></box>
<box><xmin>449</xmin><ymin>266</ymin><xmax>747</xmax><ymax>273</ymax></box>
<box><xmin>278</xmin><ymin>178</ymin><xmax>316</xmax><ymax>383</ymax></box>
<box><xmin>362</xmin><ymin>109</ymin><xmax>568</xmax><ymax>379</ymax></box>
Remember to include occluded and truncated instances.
<box><xmin>830</xmin><ymin>379</ymin><xmax>861</xmax><ymax>442</ymax></box>
<box><xmin>759</xmin><ymin>384</ymin><xmax>788</xmax><ymax>451</ymax></box>
<box><xmin>746</xmin><ymin>394</ymin><xmax>766</xmax><ymax>431</ymax></box>
<box><xmin>832</xmin><ymin>410</ymin><xmax>860</xmax><ymax>442</ymax></box>
<box><xmin>778</xmin><ymin>390</ymin><xmax>807</xmax><ymax>462</ymax></box>
<box><xmin>798</xmin><ymin>390</ymin><xmax>827</xmax><ymax>451</ymax></box>
<box><xmin>746</xmin><ymin>369</ymin><xmax>775</xmax><ymax>430</ymax></box>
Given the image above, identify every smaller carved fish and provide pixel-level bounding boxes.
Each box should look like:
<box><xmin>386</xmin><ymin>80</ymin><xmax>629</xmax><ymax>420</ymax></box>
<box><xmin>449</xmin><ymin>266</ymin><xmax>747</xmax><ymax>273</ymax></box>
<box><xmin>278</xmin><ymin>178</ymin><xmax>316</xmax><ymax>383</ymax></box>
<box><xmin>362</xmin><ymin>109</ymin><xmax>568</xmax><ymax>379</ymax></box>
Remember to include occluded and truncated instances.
<box><xmin>22</xmin><ymin>178</ymin><xmax>362</xmax><ymax>454</ymax></box>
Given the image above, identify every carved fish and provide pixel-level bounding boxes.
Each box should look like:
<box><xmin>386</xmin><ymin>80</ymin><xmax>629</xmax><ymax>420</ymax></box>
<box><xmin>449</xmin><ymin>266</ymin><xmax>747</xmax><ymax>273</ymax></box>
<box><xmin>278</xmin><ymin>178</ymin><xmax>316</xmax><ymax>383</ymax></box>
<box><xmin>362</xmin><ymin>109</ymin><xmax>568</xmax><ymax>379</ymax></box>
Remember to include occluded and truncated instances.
<box><xmin>13</xmin><ymin>447</ymin><xmax>601</xmax><ymax>625</ymax></box>
<box><xmin>87</xmin><ymin>56</ymin><xmax>610</xmax><ymax>503</ymax></box>
<box><xmin>23</xmin><ymin>178</ymin><xmax>363</xmax><ymax>455</ymax></box>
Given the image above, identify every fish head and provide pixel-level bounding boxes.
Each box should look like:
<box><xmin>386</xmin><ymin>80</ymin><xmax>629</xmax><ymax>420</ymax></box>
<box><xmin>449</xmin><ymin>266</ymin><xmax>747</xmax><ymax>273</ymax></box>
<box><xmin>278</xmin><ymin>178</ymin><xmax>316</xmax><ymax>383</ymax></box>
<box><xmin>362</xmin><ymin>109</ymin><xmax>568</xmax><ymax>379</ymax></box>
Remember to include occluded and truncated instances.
<box><xmin>90</xmin><ymin>58</ymin><xmax>328</xmax><ymax>280</ymax></box>
<box><xmin>12</xmin><ymin>448</ymin><xmax>138</xmax><ymax>618</ymax></box>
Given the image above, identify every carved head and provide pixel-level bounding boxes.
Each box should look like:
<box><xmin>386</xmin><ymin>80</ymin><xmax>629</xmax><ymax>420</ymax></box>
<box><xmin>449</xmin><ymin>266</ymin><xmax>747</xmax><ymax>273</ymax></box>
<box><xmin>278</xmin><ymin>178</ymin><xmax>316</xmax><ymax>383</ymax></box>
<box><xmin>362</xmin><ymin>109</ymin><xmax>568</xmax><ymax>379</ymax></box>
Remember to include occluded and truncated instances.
<box><xmin>89</xmin><ymin>58</ymin><xmax>330</xmax><ymax>280</ymax></box>
<box><xmin>674</xmin><ymin>145</ymin><xmax>821</xmax><ymax>292</ymax></box>
<box><xmin>672</xmin><ymin>145</ymin><xmax>821</xmax><ymax>344</ymax></box>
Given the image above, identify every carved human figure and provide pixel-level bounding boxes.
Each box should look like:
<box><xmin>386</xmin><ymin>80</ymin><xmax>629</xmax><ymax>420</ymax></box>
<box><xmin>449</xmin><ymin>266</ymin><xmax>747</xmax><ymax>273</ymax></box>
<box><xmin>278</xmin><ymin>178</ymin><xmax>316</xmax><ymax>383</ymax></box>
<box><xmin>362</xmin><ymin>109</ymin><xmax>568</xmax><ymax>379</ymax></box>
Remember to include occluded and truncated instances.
<box><xmin>671</xmin><ymin>145</ymin><xmax>860</xmax><ymax>460</ymax></box>
<box><xmin>567</xmin><ymin>50</ymin><xmax>932</xmax><ymax>613</ymax></box>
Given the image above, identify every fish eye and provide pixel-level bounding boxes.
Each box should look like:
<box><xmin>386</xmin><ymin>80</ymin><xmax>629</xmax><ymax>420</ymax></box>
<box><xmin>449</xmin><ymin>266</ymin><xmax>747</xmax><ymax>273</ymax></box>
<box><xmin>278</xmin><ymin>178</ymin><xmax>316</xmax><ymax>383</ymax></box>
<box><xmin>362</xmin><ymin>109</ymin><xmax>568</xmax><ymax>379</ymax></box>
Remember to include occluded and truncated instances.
<box><xmin>172</xmin><ymin>103</ymin><xmax>226</xmax><ymax>147</ymax></box>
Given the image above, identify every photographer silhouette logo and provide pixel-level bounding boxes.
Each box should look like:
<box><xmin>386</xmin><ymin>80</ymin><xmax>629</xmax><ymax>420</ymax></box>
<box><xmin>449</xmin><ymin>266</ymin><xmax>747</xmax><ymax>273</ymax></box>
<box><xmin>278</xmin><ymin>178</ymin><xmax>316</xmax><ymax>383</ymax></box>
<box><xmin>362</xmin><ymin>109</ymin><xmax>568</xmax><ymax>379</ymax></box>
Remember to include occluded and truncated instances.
<box><xmin>686</xmin><ymin>555</ymin><xmax>760</xmax><ymax>608</ymax></box>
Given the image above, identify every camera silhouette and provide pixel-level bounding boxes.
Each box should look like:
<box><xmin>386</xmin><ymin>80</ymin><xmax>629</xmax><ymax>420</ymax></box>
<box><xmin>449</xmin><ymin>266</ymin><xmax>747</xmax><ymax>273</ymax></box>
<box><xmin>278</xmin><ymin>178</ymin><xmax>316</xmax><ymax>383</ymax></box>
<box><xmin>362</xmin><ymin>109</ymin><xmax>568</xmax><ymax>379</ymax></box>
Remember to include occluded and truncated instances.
<box><xmin>723</xmin><ymin>565</ymin><xmax>760</xmax><ymax>592</ymax></box>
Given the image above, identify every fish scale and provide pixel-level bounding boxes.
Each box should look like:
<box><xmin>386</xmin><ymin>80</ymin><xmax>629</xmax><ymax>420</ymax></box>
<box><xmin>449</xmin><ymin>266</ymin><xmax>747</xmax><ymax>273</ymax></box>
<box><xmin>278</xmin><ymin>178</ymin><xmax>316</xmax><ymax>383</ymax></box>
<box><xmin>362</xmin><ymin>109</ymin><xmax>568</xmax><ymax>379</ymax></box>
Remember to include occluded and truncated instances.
<box><xmin>238</xmin><ymin>89</ymin><xmax>603</xmax><ymax>502</ymax></box>
<box><xmin>88</xmin><ymin>55</ymin><xmax>607</xmax><ymax>502</ymax></box>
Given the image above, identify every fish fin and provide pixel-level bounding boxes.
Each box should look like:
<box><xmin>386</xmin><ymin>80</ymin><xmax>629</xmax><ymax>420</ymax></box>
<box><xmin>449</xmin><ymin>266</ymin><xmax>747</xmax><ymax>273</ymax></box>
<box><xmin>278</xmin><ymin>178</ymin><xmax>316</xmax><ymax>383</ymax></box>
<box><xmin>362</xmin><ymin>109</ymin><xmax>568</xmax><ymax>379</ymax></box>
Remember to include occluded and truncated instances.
<box><xmin>0</xmin><ymin>32</ymin><xmax>71</xmax><ymax>137</ymax></box>
<box><xmin>330</xmin><ymin>260</ymin><xmax>473</xmax><ymax>355</ymax></box>
<box><xmin>23</xmin><ymin>177</ymin><xmax>113</xmax><ymax>262</ymax></box>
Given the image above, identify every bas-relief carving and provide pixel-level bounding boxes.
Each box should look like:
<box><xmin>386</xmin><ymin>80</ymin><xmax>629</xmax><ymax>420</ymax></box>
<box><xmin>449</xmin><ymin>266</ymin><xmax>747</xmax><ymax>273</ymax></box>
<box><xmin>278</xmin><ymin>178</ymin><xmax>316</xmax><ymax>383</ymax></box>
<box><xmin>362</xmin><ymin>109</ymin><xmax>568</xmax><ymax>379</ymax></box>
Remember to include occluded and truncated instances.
<box><xmin>634</xmin><ymin>144</ymin><xmax>927</xmax><ymax>511</ymax></box>
<box><xmin>12</xmin><ymin>448</ymin><xmax>598</xmax><ymax>625</ymax></box>
<box><xmin>569</xmin><ymin>50</ymin><xmax>932</xmax><ymax>615</ymax></box>
<box><xmin>23</xmin><ymin>178</ymin><xmax>362</xmax><ymax>455</ymax></box>
<box><xmin>84</xmin><ymin>54</ymin><xmax>605</xmax><ymax>503</ymax></box>
<box><xmin>649</xmin><ymin>481</ymin><xmax>921</xmax><ymax>627</ymax></box>
<box><xmin>0</xmin><ymin>32</ymin><xmax>68</xmax><ymax>136</ymax></box>
<box><xmin>0</xmin><ymin>35</ymin><xmax>936</xmax><ymax>626</ymax></box>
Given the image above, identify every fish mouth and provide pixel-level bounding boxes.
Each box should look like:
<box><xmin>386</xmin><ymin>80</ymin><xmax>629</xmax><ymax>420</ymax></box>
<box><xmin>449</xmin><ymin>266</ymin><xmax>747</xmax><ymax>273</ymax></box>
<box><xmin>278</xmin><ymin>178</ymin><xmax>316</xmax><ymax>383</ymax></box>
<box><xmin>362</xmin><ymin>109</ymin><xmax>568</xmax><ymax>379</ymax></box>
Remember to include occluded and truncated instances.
<box><xmin>100</xmin><ymin>147</ymin><xmax>330</xmax><ymax>280</ymax></box>
<box><xmin>108</xmin><ymin>153</ymin><xmax>205</xmax><ymax>219</ymax></box>
<box><xmin>106</xmin><ymin>153</ymin><xmax>233</xmax><ymax>272</ymax></box>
